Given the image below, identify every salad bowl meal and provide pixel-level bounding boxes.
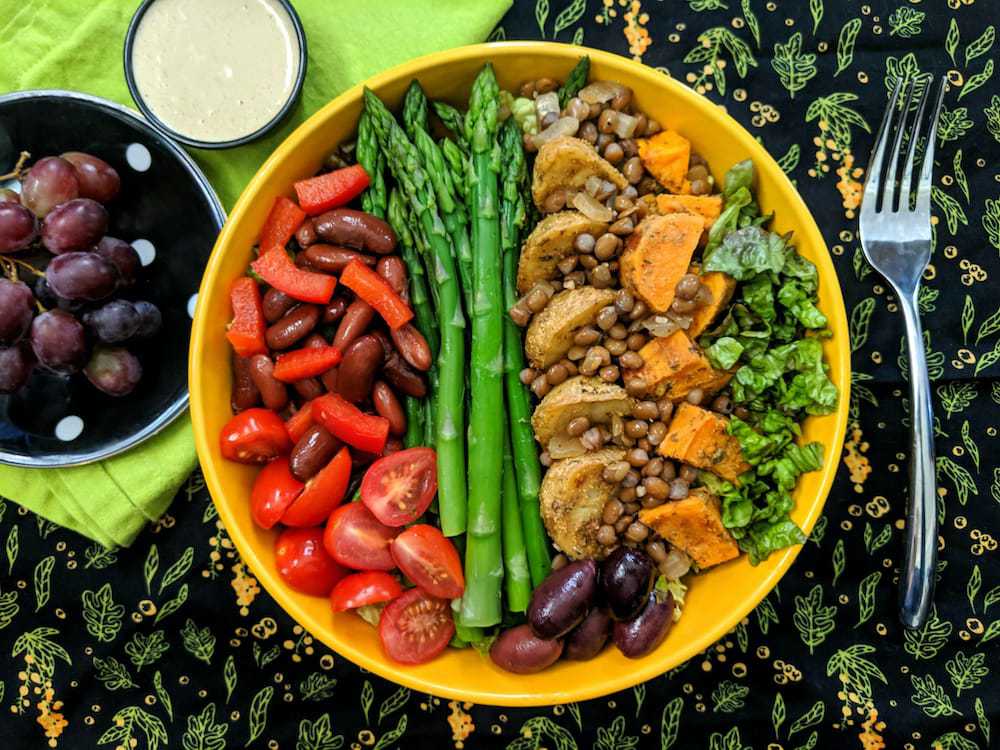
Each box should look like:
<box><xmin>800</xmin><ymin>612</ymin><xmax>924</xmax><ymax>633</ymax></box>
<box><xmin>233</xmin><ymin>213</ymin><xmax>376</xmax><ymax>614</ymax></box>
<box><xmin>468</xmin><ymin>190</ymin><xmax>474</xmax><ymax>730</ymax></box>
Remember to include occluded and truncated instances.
<box><xmin>190</xmin><ymin>42</ymin><xmax>849</xmax><ymax>706</ymax></box>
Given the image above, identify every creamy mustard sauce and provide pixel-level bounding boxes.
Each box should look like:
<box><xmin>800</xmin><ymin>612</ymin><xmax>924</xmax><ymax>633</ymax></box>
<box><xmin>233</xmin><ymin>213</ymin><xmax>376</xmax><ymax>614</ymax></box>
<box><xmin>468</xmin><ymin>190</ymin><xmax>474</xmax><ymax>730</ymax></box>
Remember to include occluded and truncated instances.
<box><xmin>131</xmin><ymin>0</ymin><xmax>299</xmax><ymax>142</ymax></box>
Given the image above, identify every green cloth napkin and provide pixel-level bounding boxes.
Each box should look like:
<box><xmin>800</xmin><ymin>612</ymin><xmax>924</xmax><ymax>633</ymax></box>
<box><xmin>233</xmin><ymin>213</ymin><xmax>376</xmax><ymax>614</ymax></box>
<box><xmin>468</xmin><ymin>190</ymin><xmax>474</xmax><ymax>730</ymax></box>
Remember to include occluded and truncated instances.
<box><xmin>0</xmin><ymin>0</ymin><xmax>511</xmax><ymax>547</ymax></box>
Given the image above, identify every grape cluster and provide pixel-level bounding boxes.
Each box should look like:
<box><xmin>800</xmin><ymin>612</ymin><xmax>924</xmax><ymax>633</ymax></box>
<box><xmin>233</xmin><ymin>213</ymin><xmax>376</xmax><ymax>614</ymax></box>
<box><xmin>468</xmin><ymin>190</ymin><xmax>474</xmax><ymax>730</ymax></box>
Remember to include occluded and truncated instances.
<box><xmin>0</xmin><ymin>152</ymin><xmax>161</xmax><ymax>397</ymax></box>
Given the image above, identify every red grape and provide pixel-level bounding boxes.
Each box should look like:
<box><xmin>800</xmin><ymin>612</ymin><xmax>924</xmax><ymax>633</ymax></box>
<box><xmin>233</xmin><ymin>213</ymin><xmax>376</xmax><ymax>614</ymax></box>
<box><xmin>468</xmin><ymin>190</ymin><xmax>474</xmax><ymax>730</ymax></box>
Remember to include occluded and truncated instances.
<box><xmin>62</xmin><ymin>152</ymin><xmax>121</xmax><ymax>204</ymax></box>
<box><xmin>0</xmin><ymin>188</ymin><xmax>20</xmax><ymax>204</ymax></box>
<box><xmin>0</xmin><ymin>202</ymin><xmax>38</xmax><ymax>253</ymax></box>
<box><xmin>46</xmin><ymin>251</ymin><xmax>118</xmax><ymax>302</ymax></box>
<box><xmin>132</xmin><ymin>301</ymin><xmax>162</xmax><ymax>338</ymax></box>
<box><xmin>83</xmin><ymin>300</ymin><xmax>140</xmax><ymax>343</ymax></box>
<box><xmin>0</xmin><ymin>345</ymin><xmax>34</xmax><ymax>393</ymax></box>
<box><xmin>20</xmin><ymin>156</ymin><xmax>79</xmax><ymax>217</ymax></box>
<box><xmin>30</xmin><ymin>309</ymin><xmax>86</xmax><ymax>372</ymax></box>
<box><xmin>42</xmin><ymin>198</ymin><xmax>109</xmax><ymax>254</ymax></box>
<box><xmin>84</xmin><ymin>346</ymin><xmax>142</xmax><ymax>396</ymax></box>
<box><xmin>0</xmin><ymin>279</ymin><xmax>35</xmax><ymax>343</ymax></box>
<box><xmin>94</xmin><ymin>236</ymin><xmax>140</xmax><ymax>286</ymax></box>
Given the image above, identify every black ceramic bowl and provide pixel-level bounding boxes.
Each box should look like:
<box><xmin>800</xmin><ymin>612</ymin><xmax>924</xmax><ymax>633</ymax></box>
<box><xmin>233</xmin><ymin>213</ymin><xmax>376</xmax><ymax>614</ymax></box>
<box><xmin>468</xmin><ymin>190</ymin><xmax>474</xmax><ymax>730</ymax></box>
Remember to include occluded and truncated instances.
<box><xmin>0</xmin><ymin>90</ymin><xmax>226</xmax><ymax>467</ymax></box>
<box><xmin>122</xmin><ymin>0</ymin><xmax>308</xmax><ymax>149</ymax></box>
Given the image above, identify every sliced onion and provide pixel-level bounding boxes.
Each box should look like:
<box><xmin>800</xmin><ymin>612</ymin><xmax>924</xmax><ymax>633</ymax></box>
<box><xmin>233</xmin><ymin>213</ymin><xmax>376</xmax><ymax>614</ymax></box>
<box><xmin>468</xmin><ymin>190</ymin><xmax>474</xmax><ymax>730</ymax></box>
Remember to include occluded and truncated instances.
<box><xmin>642</xmin><ymin>314</ymin><xmax>679</xmax><ymax>338</ymax></box>
<box><xmin>572</xmin><ymin>191</ymin><xmax>614</xmax><ymax>223</ymax></box>
<box><xmin>548</xmin><ymin>434</ymin><xmax>586</xmax><ymax>459</ymax></box>
<box><xmin>613</xmin><ymin>112</ymin><xmax>639</xmax><ymax>139</ymax></box>
<box><xmin>535</xmin><ymin>91</ymin><xmax>561</xmax><ymax>121</ymax></box>
<box><xmin>531</xmin><ymin>116</ymin><xmax>580</xmax><ymax>148</ymax></box>
<box><xmin>662</xmin><ymin>548</ymin><xmax>692</xmax><ymax>580</ymax></box>
<box><xmin>585</xmin><ymin>175</ymin><xmax>603</xmax><ymax>197</ymax></box>
<box><xmin>578</xmin><ymin>80</ymin><xmax>627</xmax><ymax>104</ymax></box>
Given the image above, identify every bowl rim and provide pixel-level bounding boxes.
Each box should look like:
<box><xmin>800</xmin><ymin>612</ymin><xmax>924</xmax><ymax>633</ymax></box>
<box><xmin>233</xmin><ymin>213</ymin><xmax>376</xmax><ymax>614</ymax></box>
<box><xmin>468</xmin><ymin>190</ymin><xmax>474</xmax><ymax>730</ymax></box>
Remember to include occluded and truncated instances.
<box><xmin>122</xmin><ymin>0</ymin><xmax>308</xmax><ymax>150</ymax></box>
<box><xmin>190</xmin><ymin>41</ymin><xmax>851</xmax><ymax>705</ymax></box>
<box><xmin>0</xmin><ymin>88</ymin><xmax>226</xmax><ymax>469</ymax></box>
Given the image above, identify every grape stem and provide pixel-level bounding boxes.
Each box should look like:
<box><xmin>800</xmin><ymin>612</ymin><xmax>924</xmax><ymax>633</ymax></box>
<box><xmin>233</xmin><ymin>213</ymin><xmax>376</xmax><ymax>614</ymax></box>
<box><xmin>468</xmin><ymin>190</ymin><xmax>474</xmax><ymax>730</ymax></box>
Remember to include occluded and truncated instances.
<box><xmin>0</xmin><ymin>150</ymin><xmax>31</xmax><ymax>181</ymax></box>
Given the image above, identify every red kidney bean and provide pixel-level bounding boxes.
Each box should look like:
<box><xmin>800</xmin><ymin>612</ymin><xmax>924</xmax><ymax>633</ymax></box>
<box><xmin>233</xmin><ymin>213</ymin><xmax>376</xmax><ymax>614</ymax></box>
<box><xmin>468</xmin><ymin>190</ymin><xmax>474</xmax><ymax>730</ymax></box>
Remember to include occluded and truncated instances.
<box><xmin>389</xmin><ymin>323</ymin><xmax>432</xmax><ymax>372</ymax></box>
<box><xmin>231</xmin><ymin>355</ymin><xmax>260</xmax><ymax>412</ymax></box>
<box><xmin>294</xmin><ymin>252</ymin><xmax>316</xmax><ymax>270</ymax></box>
<box><xmin>332</xmin><ymin>300</ymin><xmax>374</xmax><ymax>349</ymax></box>
<box><xmin>248</xmin><ymin>354</ymin><xmax>288</xmax><ymax>411</ymax></box>
<box><xmin>383</xmin><ymin>437</ymin><xmax>404</xmax><ymax>456</ymax></box>
<box><xmin>303</xmin><ymin>333</ymin><xmax>328</xmax><ymax>348</ymax></box>
<box><xmin>376</xmin><ymin>256</ymin><xmax>408</xmax><ymax>297</ymax></box>
<box><xmin>370</xmin><ymin>330</ymin><xmax>427</xmax><ymax>398</ymax></box>
<box><xmin>293</xmin><ymin>377</ymin><xmax>324</xmax><ymax>401</ymax></box>
<box><xmin>302</xmin><ymin>244</ymin><xmax>375</xmax><ymax>273</ymax></box>
<box><xmin>289</xmin><ymin>424</ymin><xmax>340</xmax><ymax>481</ymax></box>
<box><xmin>337</xmin><ymin>334</ymin><xmax>385</xmax><ymax>403</ymax></box>
<box><xmin>320</xmin><ymin>367</ymin><xmax>339</xmax><ymax>394</ymax></box>
<box><xmin>262</xmin><ymin>287</ymin><xmax>297</xmax><ymax>324</ymax></box>
<box><xmin>322</xmin><ymin>297</ymin><xmax>348</xmax><ymax>325</ymax></box>
<box><xmin>372</xmin><ymin>380</ymin><xmax>406</xmax><ymax>436</ymax></box>
<box><xmin>265</xmin><ymin>304</ymin><xmax>320</xmax><ymax>350</ymax></box>
<box><xmin>313</xmin><ymin>208</ymin><xmax>396</xmax><ymax>253</ymax></box>
<box><xmin>295</xmin><ymin>218</ymin><xmax>317</xmax><ymax>248</ymax></box>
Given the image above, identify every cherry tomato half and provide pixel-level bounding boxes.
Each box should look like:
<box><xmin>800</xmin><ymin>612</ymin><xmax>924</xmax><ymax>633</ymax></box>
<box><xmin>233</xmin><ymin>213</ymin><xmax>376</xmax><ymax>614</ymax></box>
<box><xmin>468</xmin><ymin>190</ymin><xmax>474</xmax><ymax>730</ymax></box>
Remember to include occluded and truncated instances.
<box><xmin>330</xmin><ymin>571</ymin><xmax>403</xmax><ymax>612</ymax></box>
<box><xmin>250</xmin><ymin>456</ymin><xmax>303</xmax><ymax>530</ymax></box>
<box><xmin>323</xmin><ymin>502</ymin><xmax>397</xmax><ymax>571</ymax></box>
<box><xmin>378</xmin><ymin>587</ymin><xmax>454</xmax><ymax>665</ymax></box>
<box><xmin>390</xmin><ymin>525</ymin><xmax>464</xmax><ymax>599</ymax></box>
<box><xmin>274</xmin><ymin>527</ymin><xmax>347</xmax><ymax>597</ymax></box>
<box><xmin>361</xmin><ymin>447</ymin><xmax>437</xmax><ymax>527</ymax></box>
<box><xmin>220</xmin><ymin>408</ymin><xmax>291</xmax><ymax>464</ymax></box>
<box><xmin>281</xmin><ymin>447</ymin><xmax>352</xmax><ymax>527</ymax></box>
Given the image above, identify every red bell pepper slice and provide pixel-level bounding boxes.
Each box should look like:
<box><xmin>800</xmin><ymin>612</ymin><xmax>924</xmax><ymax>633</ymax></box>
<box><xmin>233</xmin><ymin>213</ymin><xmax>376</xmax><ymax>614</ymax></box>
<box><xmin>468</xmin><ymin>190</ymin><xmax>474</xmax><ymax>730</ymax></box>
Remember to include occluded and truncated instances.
<box><xmin>313</xmin><ymin>393</ymin><xmax>390</xmax><ymax>454</ymax></box>
<box><xmin>251</xmin><ymin>248</ymin><xmax>337</xmax><ymax>304</ymax></box>
<box><xmin>281</xmin><ymin>446</ymin><xmax>353</xmax><ymax>526</ymax></box>
<box><xmin>285</xmin><ymin>399</ymin><xmax>316</xmax><ymax>443</ymax></box>
<box><xmin>259</xmin><ymin>195</ymin><xmax>306</xmax><ymax>253</ymax></box>
<box><xmin>273</xmin><ymin>346</ymin><xmax>343</xmax><ymax>382</ymax></box>
<box><xmin>294</xmin><ymin>164</ymin><xmax>370</xmax><ymax>215</ymax></box>
<box><xmin>225</xmin><ymin>277</ymin><xmax>267</xmax><ymax>357</ymax></box>
<box><xmin>339</xmin><ymin>259</ymin><xmax>413</xmax><ymax>330</ymax></box>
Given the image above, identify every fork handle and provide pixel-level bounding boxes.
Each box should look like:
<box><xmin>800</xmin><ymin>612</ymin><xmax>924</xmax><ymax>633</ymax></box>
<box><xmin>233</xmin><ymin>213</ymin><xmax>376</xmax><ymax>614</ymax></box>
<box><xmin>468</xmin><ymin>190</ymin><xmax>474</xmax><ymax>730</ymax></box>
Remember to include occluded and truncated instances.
<box><xmin>898</xmin><ymin>292</ymin><xmax>937</xmax><ymax>629</ymax></box>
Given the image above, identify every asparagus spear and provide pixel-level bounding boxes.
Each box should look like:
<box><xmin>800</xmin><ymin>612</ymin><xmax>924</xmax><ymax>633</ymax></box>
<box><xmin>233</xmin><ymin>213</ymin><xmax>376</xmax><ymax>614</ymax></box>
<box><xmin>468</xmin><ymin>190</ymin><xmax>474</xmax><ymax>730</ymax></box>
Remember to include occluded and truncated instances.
<box><xmin>460</xmin><ymin>65</ymin><xmax>505</xmax><ymax>627</ymax></box>
<box><xmin>387</xmin><ymin>188</ymin><xmax>438</xmax><ymax>449</ymax></box>
<box><xmin>441</xmin><ymin>138</ymin><xmax>468</xmax><ymax>203</ymax></box>
<box><xmin>404</xmin><ymin>82</ymin><xmax>475</xmax><ymax>316</ymax></box>
<box><xmin>363</xmin><ymin>88</ymin><xmax>468</xmax><ymax>536</ymax></box>
<box><xmin>501</xmin><ymin>425</ymin><xmax>531</xmax><ymax>612</ymax></box>
<box><xmin>557</xmin><ymin>55</ymin><xmax>591</xmax><ymax>108</ymax></box>
<box><xmin>499</xmin><ymin>117</ymin><xmax>551</xmax><ymax>587</ymax></box>
<box><xmin>356</xmin><ymin>111</ymin><xmax>387</xmax><ymax>218</ymax></box>
<box><xmin>433</xmin><ymin>101</ymin><xmax>469</xmax><ymax>153</ymax></box>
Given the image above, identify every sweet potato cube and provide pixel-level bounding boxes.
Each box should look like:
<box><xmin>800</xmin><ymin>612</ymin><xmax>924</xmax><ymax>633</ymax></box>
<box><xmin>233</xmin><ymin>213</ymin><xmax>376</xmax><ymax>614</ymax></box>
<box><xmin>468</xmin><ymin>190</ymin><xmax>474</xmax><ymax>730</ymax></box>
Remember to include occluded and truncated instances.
<box><xmin>639</xmin><ymin>487</ymin><xmax>740</xmax><ymax>568</ymax></box>
<box><xmin>620</xmin><ymin>213</ymin><xmax>704</xmax><ymax>313</ymax></box>
<box><xmin>658</xmin><ymin>403</ymin><xmax>749</xmax><ymax>482</ymax></box>
<box><xmin>627</xmin><ymin>329</ymin><xmax>729</xmax><ymax>401</ymax></box>
<box><xmin>655</xmin><ymin>194</ymin><xmax>723</xmax><ymax>228</ymax></box>
<box><xmin>638</xmin><ymin>130</ymin><xmax>691</xmax><ymax>193</ymax></box>
<box><xmin>687</xmin><ymin>270</ymin><xmax>737</xmax><ymax>337</ymax></box>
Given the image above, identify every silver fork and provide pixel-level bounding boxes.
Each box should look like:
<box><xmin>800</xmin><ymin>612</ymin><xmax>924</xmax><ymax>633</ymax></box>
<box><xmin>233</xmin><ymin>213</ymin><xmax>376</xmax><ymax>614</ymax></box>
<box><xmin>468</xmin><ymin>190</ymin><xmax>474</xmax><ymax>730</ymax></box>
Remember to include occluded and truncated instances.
<box><xmin>859</xmin><ymin>75</ymin><xmax>947</xmax><ymax>630</ymax></box>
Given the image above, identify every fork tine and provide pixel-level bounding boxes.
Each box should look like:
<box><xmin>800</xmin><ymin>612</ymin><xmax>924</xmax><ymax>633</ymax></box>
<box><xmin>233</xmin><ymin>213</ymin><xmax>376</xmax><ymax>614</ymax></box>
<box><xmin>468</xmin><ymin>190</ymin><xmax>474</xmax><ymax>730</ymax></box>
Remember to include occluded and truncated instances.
<box><xmin>898</xmin><ymin>83</ymin><xmax>931</xmax><ymax>212</ymax></box>
<box><xmin>883</xmin><ymin>78</ymin><xmax>917</xmax><ymax>212</ymax></box>
<box><xmin>915</xmin><ymin>77</ymin><xmax>948</xmax><ymax>216</ymax></box>
<box><xmin>862</xmin><ymin>76</ymin><xmax>905</xmax><ymax>212</ymax></box>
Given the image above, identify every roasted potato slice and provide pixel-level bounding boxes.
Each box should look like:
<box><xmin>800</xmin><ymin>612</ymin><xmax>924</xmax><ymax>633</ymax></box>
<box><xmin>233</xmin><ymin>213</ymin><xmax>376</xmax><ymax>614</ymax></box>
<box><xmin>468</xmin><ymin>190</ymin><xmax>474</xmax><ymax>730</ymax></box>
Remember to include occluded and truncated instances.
<box><xmin>531</xmin><ymin>376</ymin><xmax>634</xmax><ymax>447</ymax></box>
<box><xmin>525</xmin><ymin>287</ymin><xmax>616</xmax><ymax>369</ymax></box>
<box><xmin>539</xmin><ymin>448</ymin><xmax>626</xmax><ymax>560</ymax></box>
<box><xmin>531</xmin><ymin>137</ymin><xmax>628</xmax><ymax>211</ymax></box>
<box><xmin>517</xmin><ymin>211</ymin><xmax>610</xmax><ymax>294</ymax></box>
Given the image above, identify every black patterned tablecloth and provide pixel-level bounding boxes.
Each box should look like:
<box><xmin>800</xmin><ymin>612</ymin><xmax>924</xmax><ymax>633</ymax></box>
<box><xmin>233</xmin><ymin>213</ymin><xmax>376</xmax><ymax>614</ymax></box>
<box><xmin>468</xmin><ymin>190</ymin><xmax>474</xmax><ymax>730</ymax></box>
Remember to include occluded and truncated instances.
<box><xmin>3</xmin><ymin>2</ymin><xmax>1000</xmax><ymax>748</ymax></box>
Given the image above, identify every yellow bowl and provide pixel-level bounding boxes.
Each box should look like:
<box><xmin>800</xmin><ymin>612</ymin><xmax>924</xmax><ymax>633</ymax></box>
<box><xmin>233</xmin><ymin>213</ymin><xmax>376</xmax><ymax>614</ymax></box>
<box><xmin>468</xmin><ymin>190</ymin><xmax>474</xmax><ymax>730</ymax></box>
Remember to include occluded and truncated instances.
<box><xmin>190</xmin><ymin>42</ymin><xmax>850</xmax><ymax>706</ymax></box>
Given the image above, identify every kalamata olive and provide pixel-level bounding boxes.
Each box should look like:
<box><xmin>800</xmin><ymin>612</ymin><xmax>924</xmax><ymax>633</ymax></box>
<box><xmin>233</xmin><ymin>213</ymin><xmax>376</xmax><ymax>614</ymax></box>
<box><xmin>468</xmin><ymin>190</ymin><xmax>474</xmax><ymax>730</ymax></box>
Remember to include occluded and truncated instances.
<box><xmin>613</xmin><ymin>587</ymin><xmax>675</xmax><ymax>659</ymax></box>
<box><xmin>528</xmin><ymin>559</ymin><xmax>597</xmax><ymax>640</ymax></box>
<box><xmin>563</xmin><ymin>608</ymin><xmax>612</xmax><ymax>661</ymax></box>
<box><xmin>600</xmin><ymin>546</ymin><xmax>654</xmax><ymax>621</ymax></box>
<box><xmin>489</xmin><ymin>624</ymin><xmax>564</xmax><ymax>674</ymax></box>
